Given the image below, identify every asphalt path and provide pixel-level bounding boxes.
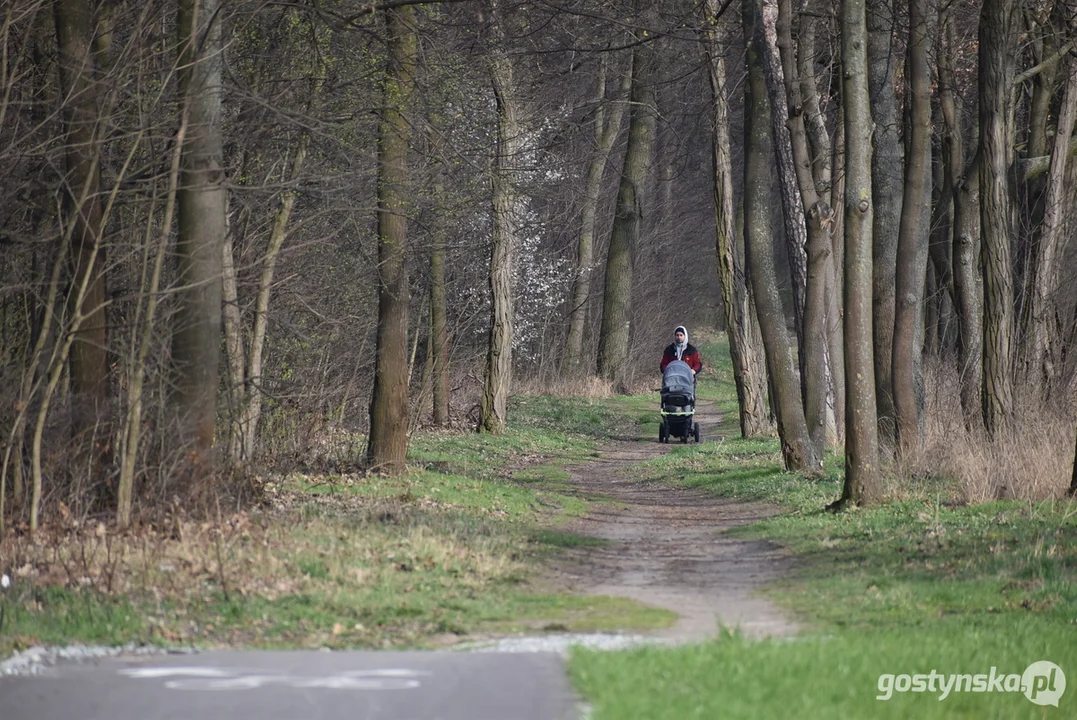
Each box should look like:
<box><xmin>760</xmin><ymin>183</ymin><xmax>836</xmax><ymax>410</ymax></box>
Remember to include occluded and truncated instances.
<box><xmin>0</xmin><ymin>649</ymin><xmax>581</xmax><ymax>720</ymax></box>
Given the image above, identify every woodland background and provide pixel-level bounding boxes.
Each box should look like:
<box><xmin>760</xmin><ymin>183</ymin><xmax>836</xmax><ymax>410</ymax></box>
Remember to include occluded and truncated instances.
<box><xmin>1</xmin><ymin>0</ymin><xmax>1076</xmax><ymax>533</ymax></box>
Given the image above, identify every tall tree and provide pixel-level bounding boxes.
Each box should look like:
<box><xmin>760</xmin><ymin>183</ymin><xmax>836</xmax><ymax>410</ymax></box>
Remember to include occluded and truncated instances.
<box><xmin>1023</xmin><ymin>60</ymin><xmax>1077</xmax><ymax>388</ymax></box>
<box><xmin>368</xmin><ymin>6</ymin><xmax>418</xmax><ymax>469</ymax></box>
<box><xmin>597</xmin><ymin>38</ymin><xmax>656</xmax><ymax>393</ymax></box>
<box><xmin>479</xmin><ymin>3</ymin><xmax>523</xmax><ymax>433</ymax></box>
<box><xmin>891</xmin><ymin>0</ymin><xmax>934</xmax><ymax>453</ymax></box>
<box><xmin>704</xmin><ymin>3</ymin><xmax>770</xmax><ymax>437</ymax></box>
<box><xmin>867</xmin><ymin>0</ymin><xmax>901</xmax><ymax>445</ymax></box>
<box><xmin>940</xmin><ymin>10</ymin><xmax>982</xmax><ymax>424</ymax></box>
<box><xmin>565</xmin><ymin>58</ymin><xmax>627</xmax><ymax>373</ymax></box>
<box><xmin>429</xmin><ymin>176</ymin><xmax>450</xmax><ymax>427</ymax></box>
<box><xmin>54</xmin><ymin>0</ymin><xmax>109</xmax><ymax>462</ymax></box>
<box><xmin>978</xmin><ymin>0</ymin><xmax>1018</xmax><ymax>437</ymax></box>
<box><xmin>172</xmin><ymin>0</ymin><xmax>226</xmax><ymax>460</ymax></box>
<box><xmin>743</xmin><ymin>10</ymin><xmax>818</xmax><ymax>472</ymax></box>
<box><xmin>838</xmin><ymin>0</ymin><xmax>881</xmax><ymax>506</ymax></box>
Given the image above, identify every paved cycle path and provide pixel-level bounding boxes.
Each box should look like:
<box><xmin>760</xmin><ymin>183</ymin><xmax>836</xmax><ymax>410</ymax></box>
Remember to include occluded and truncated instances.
<box><xmin>0</xmin><ymin>649</ymin><xmax>579</xmax><ymax>720</ymax></box>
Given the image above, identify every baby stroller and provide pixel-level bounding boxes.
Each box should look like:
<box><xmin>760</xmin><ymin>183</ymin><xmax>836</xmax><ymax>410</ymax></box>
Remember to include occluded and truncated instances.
<box><xmin>659</xmin><ymin>360</ymin><xmax>701</xmax><ymax>444</ymax></box>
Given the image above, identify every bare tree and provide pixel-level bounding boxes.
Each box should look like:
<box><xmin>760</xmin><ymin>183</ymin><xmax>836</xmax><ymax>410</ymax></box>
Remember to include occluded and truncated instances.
<box><xmin>564</xmin><ymin>57</ymin><xmax>627</xmax><ymax>373</ymax></box>
<box><xmin>867</xmin><ymin>0</ymin><xmax>901</xmax><ymax>445</ymax></box>
<box><xmin>480</xmin><ymin>2</ymin><xmax>522</xmax><ymax>433</ymax></box>
<box><xmin>55</xmin><ymin>0</ymin><xmax>109</xmax><ymax>466</ymax></box>
<box><xmin>368</xmin><ymin>6</ymin><xmax>418</xmax><ymax>469</ymax></box>
<box><xmin>172</xmin><ymin>0</ymin><xmax>226</xmax><ymax>463</ymax></box>
<box><xmin>978</xmin><ymin>0</ymin><xmax>1018</xmax><ymax>437</ymax></box>
<box><xmin>705</xmin><ymin>3</ymin><xmax>770</xmax><ymax>437</ymax></box>
<box><xmin>892</xmin><ymin>0</ymin><xmax>934</xmax><ymax>453</ymax></box>
<box><xmin>597</xmin><ymin>37</ymin><xmax>655</xmax><ymax>393</ymax></box>
<box><xmin>744</xmin><ymin>9</ymin><xmax>818</xmax><ymax>472</ymax></box>
<box><xmin>1022</xmin><ymin>59</ymin><xmax>1076</xmax><ymax>389</ymax></box>
<box><xmin>838</xmin><ymin>0</ymin><xmax>881</xmax><ymax>506</ymax></box>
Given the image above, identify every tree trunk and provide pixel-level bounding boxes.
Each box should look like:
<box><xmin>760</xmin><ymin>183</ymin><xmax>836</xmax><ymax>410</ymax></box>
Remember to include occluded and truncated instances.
<box><xmin>1024</xmin><ymin>61</ymin><xmax>1076</xmax><ymax>389</ymax></box>
<box><xmin>940</xmin><ymin>10</ymin><xmax>982</xmax><ymax>424</ymax></box>
<box><xmin>748</xmin><ymin>0</ymin><xmax>808</xmax><ymax>346</ymax></box>
<box><xmin>827</xmin><ymin>105</ymin><xmax>847</xmax><ymax>444</ymax></box>
<box><xmin>367</xmin><ymin>6</ymin><xmax>416</xmax><ymax>469</ymax></box>
<box><xmin>172</xmin><ymin>0</ymin><xmax>226</xmax><ymax>461</ymax></box>
<box><xmin>705</xmin><ymin>6</ymin><xmax>770</xmax><ymax>437</ymax></box>
<box><xmin>55</xmin><ymin>0</ymin><xmax>109</xmax><ymax>468</ymax></box>
<box><xmin>867</xmin><ymin>0</ymin><xmax>901</xmax><ymax>446</ymax></box>
<box><xmin>839</xmin><ymin>0</ymin><xmax>881</xmax><ymax>506</ymax></box>
<box><xmin>892</xmin><ymin>0</ymin><xmax>933</xmax><ymax>454</ymax></box>
<box><xmin>430</xmin><ymin>194</ymin><xmax>450</xmax><ymax>427</ymax></box>
<box><xmin>744</xmin><ymin>12</ymin><xmax>818</xmax><ymax>472</ymax></box>
<box><xmin>978</xmin><ymin>0</ymin><xmax>1018</xmax><ymax>437</ymax></box>
<box><xmin>479</xmin><ymin>6</ymin><xmax>522</xmax><ymax>432</ymax></box>
<box><xmin>775</xmin><ymin>0</ymin><xmax>831</xmax><ymax>455</ymax></box>
<box><xmin>565</xmin><ymin>58</ymin><xmax>627</xmax><ymax>373</ymax></box>
<box><xmin>597</xmin><ymin>40</ymin><xmax>655</xmax><ymax>393</ymax></box>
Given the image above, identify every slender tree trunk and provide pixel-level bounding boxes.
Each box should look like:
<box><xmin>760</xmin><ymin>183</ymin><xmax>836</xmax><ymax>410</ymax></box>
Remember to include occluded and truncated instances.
<box><xmin>480</xmin><ymin>6</ymin><xmax>522</xmax><ymax>432</ymax></box>
<box><xmin>892</xmin><ymin>0</ymin><xmax>933</xmax><ymax>454</ymax></box>
<box><xmin>597</xmin><ymin>40</ymin><xmax>655</xmax><ymax>393</ymax></box>
<box><xmin>744</xmin><ymin>12</ymin><xmax>818</xmax><ymax>472</ymax></box>
<box><xmin>839</xmin><ymin>0</ymin><xmax>881</xmax><ymax>506</ymax></box>
<box><xmin>748</xmin><ymin>0</ymin><xmax>808</xmax><ymax>345</ymax></box>
<box><xmin>828</xmin><ymin>106</ymin><xmax>847</xmax><ymax>444</ymax></box>
<box><xmin>705</xmin><ymin>7</ymin><xmax>769</xmax><ymax>437</ymax></box>
<box><xmin>978</xmin><ymin>0</ymin><xmax>1018</xmax><ymax>437</ymax></box>
<box><xmin>172</xmin><ymin>0</ymin><xmax>226</xmax><ymax>461</ymax></box>
<box><xmin>775</xmin><ymin>0</ymin><xmax>831</xmax><ymax>455</ymax></box>
<box><xmin>1024</xmin><ymin>62</ymin><xmax>1077</xmax><ymax>389</ymax></box>
<box><xmin>429</xmin><ymin>190</ymin><xmax>450</xmax><ymax>427</ymax></box>
<box><xmin>565</xmin><ymin>58</ymin><xmax>627</xmax><ymax>373</ymax></box>
<box><xmin>940</xmin><ymin>10</ymin><xmax>982</xmax><ymax>424</ymax></box>
<box><xmin>55</xmin><ymin>0</ymin><xmax>109</xmax><ymax>467</ymax></box>
<box><xmin>367</xmin><ymin>6</ymin><xmax>416</xmax><ymax>468</ymax></box>
<box><xmin>867</xmin><ymin>0</ymin><xmax>901</xmax><ymax>445</ymax></box>
<box><xmin>240</xmin><ymin>137</ymin><xmax>309</xmax><ymax>462</ymax></box>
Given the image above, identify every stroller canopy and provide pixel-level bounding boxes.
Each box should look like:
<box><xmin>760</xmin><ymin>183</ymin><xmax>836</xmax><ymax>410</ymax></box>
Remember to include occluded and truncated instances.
<box><xmin>662</xmin><ymin>360</ymin><xmax>695</xmax><ymax>399</ymax></box>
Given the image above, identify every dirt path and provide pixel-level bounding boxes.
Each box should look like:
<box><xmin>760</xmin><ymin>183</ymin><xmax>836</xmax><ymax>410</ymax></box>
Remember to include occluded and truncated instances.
<box><xmin>548</xmin><ymin>400</ymin><xmax>799</xmax><ymax>641</ymax></box>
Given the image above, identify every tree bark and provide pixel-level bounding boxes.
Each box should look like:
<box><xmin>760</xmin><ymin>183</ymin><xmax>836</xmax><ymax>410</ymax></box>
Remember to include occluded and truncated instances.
<box><xmin>775</xmin><ymin>0</ymin><xmax>830</xmax><ymax>455</ymax></box>
<box><xmin>367</xmin><ymin>6</ymin><xmax>416</xmax><ymax>469</ymax></box>
<box><xmin>940</xmin><ymin>11</ymin><xmax>982</xmax><ymax>424</ymax></box>
<box><xmin>747</xmin><ymin>0</ymin><xmax>809</xmax><ymax>344</ymax></box>
<box><xmin>479</xmin><ymin>5</ymin><xmax>523</xmax><ymax>432</ymax></box>
<box><xmin>867</xmin><ymin>0</ymin><xmax>901</xmax><ymax>446</ymax></box>
<box><xmin>839</xmin><ymin>0</ymin><xmax>881</xmax><ymax>506</ymax></box>
<box><xmin>565</xmin><ymin>58</ymin><xmax>627</xmax><ymax>373</ymax></box>
<box><xmin>55</xmin><ymin>0</ymin><xmax>109</xmax><ymax>466</ymax></box>
<box><xmin>429</xmin><ymin>186</ymin><xmax>450</xmax><ymax>427</ymax></box>
<box><xmin>744</xmin><ymin>11</ymin><xmax>818</xmax><ymax>472</ymax></box>
<box><xmin>978</xmin><ymin>0</ymin><xmax>1018</xmax><ymax>437</ymax></box>
<box><xmin>705</xmin><ymin>6</ymin><xmax>770</xmax><ymax>437</ymax></box>
<box><xmin>597</xmin><ymin>39</ymin><xmax>655</xmax><ymax>394</ymax></box>
<box><xmin>172</xmin><ymin>0</ymin><xmax>226</xmax><ymax>461</ymax></box>
<box><xmin>892</xmin><ymin>0</ymin><xmax>933</xmax><ymax>454</ymax></box>
<box><xmin>1023</xmin><ymin>61</ymin><xmax>1076</xmax><ymax>389</ymax></box>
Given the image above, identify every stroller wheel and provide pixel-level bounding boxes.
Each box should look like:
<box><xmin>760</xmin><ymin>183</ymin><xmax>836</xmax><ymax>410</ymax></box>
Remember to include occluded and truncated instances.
<box><xmin>693</xmin><ymin>422</ymin><xmax>701</xmax><ymax>443</ymax></box>
<box><xmin>658</xmin><ymin>421</ymin><xmax>668</xmax><ymax>444</ymax></box>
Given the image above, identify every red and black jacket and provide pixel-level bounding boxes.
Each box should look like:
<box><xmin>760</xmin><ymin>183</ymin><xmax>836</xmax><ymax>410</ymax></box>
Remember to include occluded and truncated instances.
<box><xmin>661</xmin><ymin>343</ymin><xmax>702</xmax><ymax>373</ymax></box>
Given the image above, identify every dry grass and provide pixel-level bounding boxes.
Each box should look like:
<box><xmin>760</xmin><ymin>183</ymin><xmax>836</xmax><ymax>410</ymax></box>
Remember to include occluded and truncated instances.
<box><xmin>902</xmin><ymin>361</ymin><xmax>1076</xmax><ymax>502</ymax></box>
<box><xmin>514</xmin><ymin>374</ymin><xmax>615</xmax><ymax>398</ymax></box>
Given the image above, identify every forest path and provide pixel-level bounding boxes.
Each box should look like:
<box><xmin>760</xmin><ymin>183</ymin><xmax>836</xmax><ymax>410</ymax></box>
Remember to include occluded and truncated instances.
<box><xmin>544</xmin><ymin>398</ymin><xmax>800</xmax><ymax>641</ymax></box>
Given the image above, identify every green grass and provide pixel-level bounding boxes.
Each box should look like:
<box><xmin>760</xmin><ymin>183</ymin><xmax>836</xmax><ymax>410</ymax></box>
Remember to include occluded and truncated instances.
<box><xmin>572</xmin><ymin>617</ymin><xmax>1076</xmax><ymax>719</ymax></box>
<box><xmin>569</xmin><ymin>332</ymin><xmax>1077</xmax><ymax>719</ymax></box>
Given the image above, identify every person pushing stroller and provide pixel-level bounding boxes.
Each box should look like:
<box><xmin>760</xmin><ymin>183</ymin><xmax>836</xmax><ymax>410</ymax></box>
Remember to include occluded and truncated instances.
<box><xmin>657</xmin><ymin>326</ymin><xmax>703</xmax><ymax>443</ymax></box>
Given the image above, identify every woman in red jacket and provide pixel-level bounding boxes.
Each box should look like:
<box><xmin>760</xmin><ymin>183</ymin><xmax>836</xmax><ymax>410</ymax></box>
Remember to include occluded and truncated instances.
<box><xmin>660</xmin><ymin>326</ymin><xmax>703</xmax><ymax>374</ymax></box>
